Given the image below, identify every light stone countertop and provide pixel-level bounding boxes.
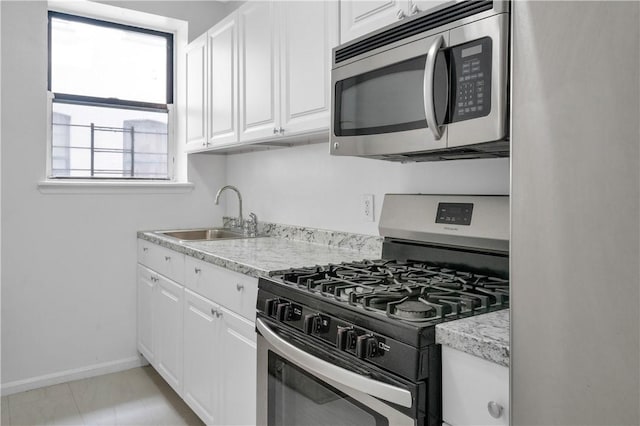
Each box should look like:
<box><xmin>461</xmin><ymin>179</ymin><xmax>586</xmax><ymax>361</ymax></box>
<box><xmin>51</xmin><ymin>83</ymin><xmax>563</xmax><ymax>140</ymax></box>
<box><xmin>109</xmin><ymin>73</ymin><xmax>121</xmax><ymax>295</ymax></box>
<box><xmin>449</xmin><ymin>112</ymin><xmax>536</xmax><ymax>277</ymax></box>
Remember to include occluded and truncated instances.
<box><xmin>137</xmin><ymin>223</ymin><xmax>382</xmax><ymax>278</ymax></box>
<box><xmin>436</xmin><ymin>309</ymin><xmax>510</xmax><ymax>367</ymax></box>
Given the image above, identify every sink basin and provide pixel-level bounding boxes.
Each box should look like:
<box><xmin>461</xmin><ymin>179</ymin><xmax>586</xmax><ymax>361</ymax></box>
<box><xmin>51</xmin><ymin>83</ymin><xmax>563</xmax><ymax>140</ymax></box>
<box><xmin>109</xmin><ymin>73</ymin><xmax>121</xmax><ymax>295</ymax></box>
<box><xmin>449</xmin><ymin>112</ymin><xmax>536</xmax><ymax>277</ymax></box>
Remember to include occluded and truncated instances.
<box><xmin>160</xmin><ymin>228</ymin><xmax>246</xmax><ymax>241</ymax></box>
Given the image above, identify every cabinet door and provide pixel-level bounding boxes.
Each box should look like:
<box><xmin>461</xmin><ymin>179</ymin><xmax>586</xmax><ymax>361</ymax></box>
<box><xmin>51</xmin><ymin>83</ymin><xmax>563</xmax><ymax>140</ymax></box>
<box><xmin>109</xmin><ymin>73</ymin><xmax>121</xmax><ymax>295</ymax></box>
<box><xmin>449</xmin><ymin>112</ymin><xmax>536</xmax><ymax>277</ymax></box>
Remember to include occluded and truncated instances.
<box><xmin>340</xmin><ymin>0</ymin><xmax>403</xmax><ymax>44</ymax></box>
<box><xmin>136</xmin><ymin>265</ymin><xmax>155</xmax><ymax>363</ymax></box>
<box><xmin>185</xmin><ymin>32</ymin><xmax>208</xmax><ymax>152</ymax></box>
<box><xmin>183</xmin><ymin>289</ymin><xmax>220</xmax><ymax>425</ymax></box>
<box><xmin>238</xmin><ymin>1</ymin><xmax>279</xmax><ymax>142</ymax></box>
<box><xmin>219</xmin><ymin>307</ymin><xmax>257</xmax><ymax>426</ymax></box>
<box><xmin>279</xmin><ymin>1</ymin><xmax>338</xmax><ymax>136</ymax></box>
<box><xmin>155</xmin><ymin>275</ymin><xmax>184</xmax><ymax>396</ymax></box>
<box><xmin>442</xmin><ymin>346</ymin><xmax>509</xmax><ymax>426</ymax></box>
<box><xmin>208</xmin><ymin>13</ymin><xmax>239</xmax><ymax>147</ymax></box>
<box><xmin>409</xmin><ymin>0</ymin><xmax>450</xmax><ymax>16</ymax></box>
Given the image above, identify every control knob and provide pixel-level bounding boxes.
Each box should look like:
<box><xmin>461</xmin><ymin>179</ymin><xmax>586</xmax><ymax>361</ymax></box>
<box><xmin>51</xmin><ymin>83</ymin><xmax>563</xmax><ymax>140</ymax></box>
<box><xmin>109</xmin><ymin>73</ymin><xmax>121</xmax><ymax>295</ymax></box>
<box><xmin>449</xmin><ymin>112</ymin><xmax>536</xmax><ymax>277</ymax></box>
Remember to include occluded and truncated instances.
<box><xmin>356</xmin><ymin>335</ymin><xmax>379</xmax><ymax>359</ymax></box>
<box><xmin>303</xmin><ymin>314</ymin><xmax>327</xmax><ymax>335</ymax></box>
<box><xmin>275</xmin><ymin>302</ymin><xmax>292</xmax><ymax>322</ymax></box>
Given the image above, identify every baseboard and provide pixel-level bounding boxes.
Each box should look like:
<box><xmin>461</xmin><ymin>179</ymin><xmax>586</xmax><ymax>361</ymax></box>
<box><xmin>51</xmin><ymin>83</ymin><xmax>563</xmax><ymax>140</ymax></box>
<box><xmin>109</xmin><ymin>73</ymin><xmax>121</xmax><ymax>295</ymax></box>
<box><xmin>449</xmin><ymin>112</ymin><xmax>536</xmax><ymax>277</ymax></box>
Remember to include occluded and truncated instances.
<box><xmin>1</xmin><ymin>355</ymin><xmax>146</xmax><ymax>396</ymax></box>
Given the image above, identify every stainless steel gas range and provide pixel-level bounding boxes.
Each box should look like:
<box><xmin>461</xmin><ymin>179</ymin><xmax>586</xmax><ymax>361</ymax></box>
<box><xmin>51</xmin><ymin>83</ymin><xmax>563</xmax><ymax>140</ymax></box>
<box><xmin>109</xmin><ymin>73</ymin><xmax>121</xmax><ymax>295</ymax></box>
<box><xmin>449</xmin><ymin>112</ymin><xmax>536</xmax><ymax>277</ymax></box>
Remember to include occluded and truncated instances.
<box><xmin>256</xmin><ymin>194</ymin><xmax>509</xmax><ymax>426</ymax></box>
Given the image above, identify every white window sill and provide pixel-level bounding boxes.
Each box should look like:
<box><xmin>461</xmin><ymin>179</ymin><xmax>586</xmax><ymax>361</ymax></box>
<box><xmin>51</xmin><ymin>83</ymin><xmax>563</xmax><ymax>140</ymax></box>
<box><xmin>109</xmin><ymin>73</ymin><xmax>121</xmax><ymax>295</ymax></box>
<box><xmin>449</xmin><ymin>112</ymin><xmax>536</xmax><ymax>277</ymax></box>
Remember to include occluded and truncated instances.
<box><xmin>38</xmin><ymin>180</ymin><xmax>195</xmax><ymax>194</ymax></box>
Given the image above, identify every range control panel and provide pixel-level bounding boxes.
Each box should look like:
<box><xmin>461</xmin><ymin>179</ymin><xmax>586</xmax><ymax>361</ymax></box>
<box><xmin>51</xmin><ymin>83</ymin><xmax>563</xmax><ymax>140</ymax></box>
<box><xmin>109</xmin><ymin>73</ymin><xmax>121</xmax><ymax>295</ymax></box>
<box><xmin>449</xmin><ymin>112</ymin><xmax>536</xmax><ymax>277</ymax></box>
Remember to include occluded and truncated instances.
<box><xmin>265</xmin><ymin>297</ymin><xmax>387</xmax><ymax>360</ymax></box>
<box><xmin>450</xmin><ymin>37</ymin><xmax>492</xmax><ymax>122</ymax></box>
<box><xmin>257</xmin><ymin>291</ymin><xmax>427</xmax><ymax>381</ymax></box>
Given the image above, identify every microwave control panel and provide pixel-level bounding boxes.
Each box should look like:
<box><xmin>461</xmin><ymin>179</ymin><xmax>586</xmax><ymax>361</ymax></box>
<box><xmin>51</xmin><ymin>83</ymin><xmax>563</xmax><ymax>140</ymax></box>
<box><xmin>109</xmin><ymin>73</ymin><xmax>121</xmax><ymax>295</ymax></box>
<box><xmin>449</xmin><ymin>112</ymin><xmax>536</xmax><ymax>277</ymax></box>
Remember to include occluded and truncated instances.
<box><xmin>450</xmin><ymin>37</ymin><xmax>492</xmax><ymax>122</ymax></box>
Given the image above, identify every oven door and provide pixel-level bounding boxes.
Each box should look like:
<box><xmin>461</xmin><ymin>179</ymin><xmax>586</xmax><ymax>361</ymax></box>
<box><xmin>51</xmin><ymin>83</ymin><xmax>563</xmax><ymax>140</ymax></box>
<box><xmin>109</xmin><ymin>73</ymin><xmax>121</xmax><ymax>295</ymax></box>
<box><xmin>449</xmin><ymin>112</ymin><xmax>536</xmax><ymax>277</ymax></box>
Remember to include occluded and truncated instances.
<box><xmin>256</xmin><ymin>318</ymin><xmax>422</xmax><ymax>426</ymax></box>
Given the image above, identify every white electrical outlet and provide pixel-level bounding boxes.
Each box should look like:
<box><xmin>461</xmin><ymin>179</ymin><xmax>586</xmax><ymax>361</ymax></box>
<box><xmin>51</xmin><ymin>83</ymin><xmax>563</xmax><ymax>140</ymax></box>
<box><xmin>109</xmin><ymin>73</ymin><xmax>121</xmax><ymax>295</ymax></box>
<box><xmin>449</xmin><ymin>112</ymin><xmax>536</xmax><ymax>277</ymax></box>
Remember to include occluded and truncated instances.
<box><xmin>362</xmin><ymin>194</ymin><xmax>374</xmax><ymax>222</ymax></box>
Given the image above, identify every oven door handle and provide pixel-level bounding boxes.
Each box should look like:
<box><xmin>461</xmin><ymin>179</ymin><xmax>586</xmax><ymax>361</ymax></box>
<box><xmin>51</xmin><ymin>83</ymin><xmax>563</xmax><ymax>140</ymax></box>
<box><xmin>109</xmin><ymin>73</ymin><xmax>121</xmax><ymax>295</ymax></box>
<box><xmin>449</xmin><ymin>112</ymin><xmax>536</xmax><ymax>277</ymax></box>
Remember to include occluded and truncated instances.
<box><xmin>423</xmin><ymin>34</ymin><xmax>444</xmax><ymax>141</ymax></box>
<box><xmin>256</xmin><ymin>318</ymin><xmax>413</xmax><ymax>409</ymax></box>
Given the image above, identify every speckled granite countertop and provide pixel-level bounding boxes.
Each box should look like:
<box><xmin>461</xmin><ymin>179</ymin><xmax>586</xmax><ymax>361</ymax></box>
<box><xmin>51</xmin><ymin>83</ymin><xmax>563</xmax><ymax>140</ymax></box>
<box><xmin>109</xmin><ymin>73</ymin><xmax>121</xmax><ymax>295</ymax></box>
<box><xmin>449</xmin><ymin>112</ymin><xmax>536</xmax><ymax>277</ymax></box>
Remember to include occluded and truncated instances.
<box><xmin>436</xmin><ymin>309</ymin><xmax>510</xmax><ymax>367</ymax></box>
<box><xmin>137</xmin><ymin>222</ymin><xmax>382</xmax><ymax>278</ymax></box>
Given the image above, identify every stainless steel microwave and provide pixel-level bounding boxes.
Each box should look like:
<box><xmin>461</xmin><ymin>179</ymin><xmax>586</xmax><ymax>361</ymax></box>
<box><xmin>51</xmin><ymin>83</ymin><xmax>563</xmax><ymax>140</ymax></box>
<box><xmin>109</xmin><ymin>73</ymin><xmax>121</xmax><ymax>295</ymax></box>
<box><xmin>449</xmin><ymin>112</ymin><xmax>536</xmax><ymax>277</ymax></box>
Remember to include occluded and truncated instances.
<box><xmin>330</xmin><ymin>1</ymin><xmax>510</xmax><ymax>162</ymax></box>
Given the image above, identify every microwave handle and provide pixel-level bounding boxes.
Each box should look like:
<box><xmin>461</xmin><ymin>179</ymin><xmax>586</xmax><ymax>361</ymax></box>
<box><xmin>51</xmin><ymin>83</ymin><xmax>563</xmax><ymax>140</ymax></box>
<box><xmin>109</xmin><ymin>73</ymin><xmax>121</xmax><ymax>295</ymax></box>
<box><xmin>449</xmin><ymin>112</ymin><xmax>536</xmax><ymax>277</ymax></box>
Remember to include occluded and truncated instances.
<box><xmin>256</xmin><ymin>318</ymin><xmax>414</xmax><ymax>409</ymax></box>
<box><xmin>423</xmin><ymin>35</ymin><xmax>444</xmax><ymax>140</ymax></box>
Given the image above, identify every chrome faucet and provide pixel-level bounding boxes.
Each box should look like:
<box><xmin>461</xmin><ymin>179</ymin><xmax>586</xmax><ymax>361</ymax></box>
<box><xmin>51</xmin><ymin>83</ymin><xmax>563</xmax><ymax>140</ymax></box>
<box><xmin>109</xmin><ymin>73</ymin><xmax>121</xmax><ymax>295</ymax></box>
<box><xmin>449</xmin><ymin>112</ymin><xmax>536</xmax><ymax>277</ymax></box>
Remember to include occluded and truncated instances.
<box><xmin>214</xmin><ymin>185</ymin><xmax>243</xmax><ymax>229</ymax></box>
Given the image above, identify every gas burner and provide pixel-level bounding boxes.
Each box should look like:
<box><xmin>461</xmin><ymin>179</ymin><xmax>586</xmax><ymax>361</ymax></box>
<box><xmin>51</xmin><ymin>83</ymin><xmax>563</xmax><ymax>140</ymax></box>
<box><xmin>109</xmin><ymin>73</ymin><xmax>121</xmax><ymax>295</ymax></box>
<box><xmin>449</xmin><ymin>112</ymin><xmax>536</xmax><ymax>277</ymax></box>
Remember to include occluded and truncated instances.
<box><xmin>391</xmin><ymin>300</ymin><xmax>435</xmax><ymax>320</ymax></box>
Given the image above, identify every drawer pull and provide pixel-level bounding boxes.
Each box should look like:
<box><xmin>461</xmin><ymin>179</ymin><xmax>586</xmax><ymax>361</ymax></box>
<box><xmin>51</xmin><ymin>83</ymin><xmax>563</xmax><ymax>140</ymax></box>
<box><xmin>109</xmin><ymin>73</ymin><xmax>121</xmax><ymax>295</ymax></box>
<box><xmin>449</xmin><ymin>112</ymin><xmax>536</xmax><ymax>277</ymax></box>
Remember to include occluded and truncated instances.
<box><xmin>210</xmin><ymin>308</ymin><xmax>222</xmax><ymax>318</ymax></box>
<box><xmin>151</xmin><ymin>276</ymin><xmax>158</xmax><ymax>283</ymax></box>
<box><xmin>236</xmin><ymin>283</ymin><xmax>244</xmax><ymax>291</ymax></box>
<box><xmin>487</xmin><ymin>401</ymin><xmax>503</xmax><ymax>419</ymax></box>
<box><xmin>194</xmin><ymin>267</ymin><xmax>201</xmax><ymax>274</ymax></box>
<box><xmin>164</xmin><ymin>256</ymin><xmax>171</xmax><ymax>261</ymax></box>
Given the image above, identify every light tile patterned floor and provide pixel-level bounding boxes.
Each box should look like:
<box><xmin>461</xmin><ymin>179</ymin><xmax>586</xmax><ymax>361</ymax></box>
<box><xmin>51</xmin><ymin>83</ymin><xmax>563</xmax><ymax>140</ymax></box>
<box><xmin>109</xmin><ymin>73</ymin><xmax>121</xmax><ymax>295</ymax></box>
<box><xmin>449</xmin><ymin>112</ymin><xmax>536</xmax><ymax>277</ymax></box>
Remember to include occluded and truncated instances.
<box><xmin>1</xmin><ymin>366</ymin><xmax>204</xmax><ymax>426</ymax></box>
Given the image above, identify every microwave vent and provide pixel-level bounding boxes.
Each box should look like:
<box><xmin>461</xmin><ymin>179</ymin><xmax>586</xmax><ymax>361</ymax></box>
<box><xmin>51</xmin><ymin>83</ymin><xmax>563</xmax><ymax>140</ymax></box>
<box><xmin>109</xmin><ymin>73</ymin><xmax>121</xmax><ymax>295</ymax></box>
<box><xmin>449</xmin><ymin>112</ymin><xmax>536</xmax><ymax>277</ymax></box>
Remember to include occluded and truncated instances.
<box><xmin>368</xmin><ymin>140</ymin><xmax>509</xmax><ymax>163</ymax></box>
<box><xmin>335</xmin><ymin>1</ymin><xmax>494</xmax><ymax>64</ymax></box>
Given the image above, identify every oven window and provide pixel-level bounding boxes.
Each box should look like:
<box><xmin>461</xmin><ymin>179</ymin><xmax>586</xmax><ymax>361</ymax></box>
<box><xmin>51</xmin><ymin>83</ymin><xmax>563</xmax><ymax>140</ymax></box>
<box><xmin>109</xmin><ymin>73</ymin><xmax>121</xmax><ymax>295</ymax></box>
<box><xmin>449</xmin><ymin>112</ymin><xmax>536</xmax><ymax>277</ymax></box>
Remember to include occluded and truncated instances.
<box><xmin>268</xmin><ymin>352</ymin><xmax>388</xmax><ymax>426</ymax></box>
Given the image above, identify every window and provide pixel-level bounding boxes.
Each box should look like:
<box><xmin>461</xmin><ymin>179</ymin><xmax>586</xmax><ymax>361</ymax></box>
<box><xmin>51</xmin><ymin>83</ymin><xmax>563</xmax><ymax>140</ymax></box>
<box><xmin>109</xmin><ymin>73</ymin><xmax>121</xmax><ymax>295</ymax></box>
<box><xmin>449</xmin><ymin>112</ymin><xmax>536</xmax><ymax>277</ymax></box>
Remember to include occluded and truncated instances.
<box><xmin>48</xmin><ymin>12</ymin><xmax>173</xmax><ymax>179</ymax></box>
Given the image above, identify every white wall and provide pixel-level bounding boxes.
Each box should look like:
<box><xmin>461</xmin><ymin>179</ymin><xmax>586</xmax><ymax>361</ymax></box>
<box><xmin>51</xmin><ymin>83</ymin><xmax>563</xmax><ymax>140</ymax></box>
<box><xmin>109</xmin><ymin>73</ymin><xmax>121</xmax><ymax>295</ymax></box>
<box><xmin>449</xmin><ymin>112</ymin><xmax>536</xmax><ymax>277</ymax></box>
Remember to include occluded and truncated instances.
<box><xmin>511</xmin><ymin>1</ymin><xmax>639</xmax><ymax>424</ymax></box>
<box><xmin>0</xmin><ymin>1</ymin><xmax>228</xmax><ymax>392</ymax></box>
<box><xmin>225</xmin><ymin>142</ymin><xmax>509</xmax><ymax>235</ymax></box>
<box><xmin>96</xmin><ymin>0</ymin><xmax>233</xmax><ymax>42</ymax></box>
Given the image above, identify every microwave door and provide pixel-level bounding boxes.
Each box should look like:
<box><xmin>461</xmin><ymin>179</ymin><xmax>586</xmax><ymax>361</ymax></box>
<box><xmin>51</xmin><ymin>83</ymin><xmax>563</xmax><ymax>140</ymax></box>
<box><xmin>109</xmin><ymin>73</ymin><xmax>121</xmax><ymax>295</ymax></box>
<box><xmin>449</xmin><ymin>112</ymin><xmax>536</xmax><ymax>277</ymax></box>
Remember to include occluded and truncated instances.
<box><xmin>331</xmin><ymin>32</ymin><xmax>449</xmax><ymax>157</ymax></box>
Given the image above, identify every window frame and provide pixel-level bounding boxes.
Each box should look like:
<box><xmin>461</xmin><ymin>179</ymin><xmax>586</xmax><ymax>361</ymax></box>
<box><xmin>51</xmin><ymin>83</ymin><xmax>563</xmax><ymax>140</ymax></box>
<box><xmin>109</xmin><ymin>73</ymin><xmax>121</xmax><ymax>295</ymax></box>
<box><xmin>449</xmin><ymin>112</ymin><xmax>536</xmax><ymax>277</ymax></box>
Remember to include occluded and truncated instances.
<box><xmin>46</xmin><ymin>10</ymin><xmax>176</xmax><ymax>181</ymax></box>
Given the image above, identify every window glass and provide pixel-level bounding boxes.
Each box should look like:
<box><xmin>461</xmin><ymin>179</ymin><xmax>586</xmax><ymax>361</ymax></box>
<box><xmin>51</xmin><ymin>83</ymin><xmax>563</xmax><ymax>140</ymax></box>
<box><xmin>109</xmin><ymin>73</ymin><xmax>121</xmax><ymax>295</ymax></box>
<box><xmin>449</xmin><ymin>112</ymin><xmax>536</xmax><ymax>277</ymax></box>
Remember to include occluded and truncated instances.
<box><xmin>50</xmin><ymin>15</ymin><xmax>169</xmax><ymax>104</ymax></box>
<box><xmin>48</xmin><ymin>12</ymin><xmax>172</xmax><ymax>179</ymax></box>
<box><xmin>52</xmin><ymin>103</ymin><xmax>168</xmax><ymax>178</ymax></box>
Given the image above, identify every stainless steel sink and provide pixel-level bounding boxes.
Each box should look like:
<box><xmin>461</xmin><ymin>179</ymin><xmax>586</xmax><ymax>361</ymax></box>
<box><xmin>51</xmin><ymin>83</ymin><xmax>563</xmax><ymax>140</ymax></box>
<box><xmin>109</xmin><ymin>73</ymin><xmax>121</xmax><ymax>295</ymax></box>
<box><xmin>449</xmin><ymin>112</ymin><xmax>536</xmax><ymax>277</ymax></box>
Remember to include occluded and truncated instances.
<box><xmin>159</xmin><ymin>228</ymin><xmax>246</xmax><ymax>241</ymax></box>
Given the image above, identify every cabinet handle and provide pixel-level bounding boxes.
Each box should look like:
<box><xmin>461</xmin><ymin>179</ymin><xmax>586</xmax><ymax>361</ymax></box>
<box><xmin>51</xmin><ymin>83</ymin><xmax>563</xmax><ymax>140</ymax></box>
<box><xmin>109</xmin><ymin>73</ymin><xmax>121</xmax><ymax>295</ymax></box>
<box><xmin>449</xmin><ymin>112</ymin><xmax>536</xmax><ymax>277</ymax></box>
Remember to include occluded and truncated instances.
<box><xmin>273</xmin><ymin>128</ymin><xmax>279</xmax><ymax>134</ymax></box>
<box><xmin>165</xmin><ymin>256</ymin><xmax>171</xmax><ymax>261</ymax></box>
<box><xmin>151</xmin><ymin>276</ymin><xmax>158</xmax><ymax>282</ymax></box>
<box><xmin>487</xmin><ymin>401</ymin><xmax>503</xmax><ymax>419</ymax></box>
<box><xmin>278</xmin><ymin>127</ymin><xmax>284</xmax><ymax>134</ymax></box>
<box><xmin>194</xmin><ymin>267</ymin><xmax>201</xmax><ymax>274</ymax></box>
<box><xmin>211</xmin><ymin>308</ymin><xmax>222</xmax><ymax>318</ymax></box>
<box><xmin>236</xmin><ymin>283</ymin><xmax>244</xmax><ymax>291</ymax></box>
<box><xmin>396</xmin><ymin>9</ymin><xmax>406</xmax><ymax>19</ymax></box>
<box><xmin>142</xmin><ymin>247</ymin><xmax>148</xmax><ymax>252</ymax></box>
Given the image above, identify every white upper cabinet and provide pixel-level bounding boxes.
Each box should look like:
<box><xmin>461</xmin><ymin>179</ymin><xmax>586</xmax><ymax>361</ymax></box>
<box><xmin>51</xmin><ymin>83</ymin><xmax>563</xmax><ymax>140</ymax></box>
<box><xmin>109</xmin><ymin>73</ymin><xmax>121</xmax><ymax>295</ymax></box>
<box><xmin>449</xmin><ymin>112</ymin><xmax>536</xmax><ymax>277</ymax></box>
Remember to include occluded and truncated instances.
<box><xmin>185</xmin><ymin>13</ymin><xmax>238</xmax><ymax>152</ymax></box>
<box><xmin>238</xmin><ymin>2</ymin><xmax>279</xmax><ymax>142</ymax></box>
<box><xmin>185</xmin><ymin>0</ymin><xmax>338</xmax><ymax>152</ymax></box>
<box><xmin>340</xmin><ymin>0</ymin><xmax>450</xmax><ymax>44</ymax></box>
<box><xmin>208</xmin><ymin>13</ymin><xmax>238</xmax><ymax>147</ymax></box>
<box><xmin>279</xmin><ymin>1</ymin><xmax>338</xmax><ymax>136</ymax></box>
<box><xmin>185</xmin><ymin>33</ymin><xmax>207</xmax><ymax>151</ymax></box>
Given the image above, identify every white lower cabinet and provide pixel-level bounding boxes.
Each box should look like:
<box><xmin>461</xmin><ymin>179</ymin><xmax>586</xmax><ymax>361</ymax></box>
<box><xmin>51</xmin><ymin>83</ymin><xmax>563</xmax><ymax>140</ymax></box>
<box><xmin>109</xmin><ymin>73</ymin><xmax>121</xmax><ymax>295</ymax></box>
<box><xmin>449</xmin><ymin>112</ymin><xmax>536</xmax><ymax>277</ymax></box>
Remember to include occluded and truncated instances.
<box><xmin>442</xmin><ymin>345</ymin><xmax>509</xmax><ymax>426</ymax></box>
<box><xmin>137</xmin><ymin>240</ymin><xmax>257</xmax><ymax>426</ymax></box>
<box><xmin>137</xmin><ymin>265</ymin><xmax>156</xmax><ymax>364</ymax></box>
<box><xmin>154</xmin><ymin>274</ymin><xmax>184</xmax><ymax>396</ymax></box>
<box><xmin>182</xmin><ymin>287</ymin><xmax>257</xmax><ymax>426</ymax></box>
<box><xmin>183</xmin><ymin>289</ymin><xmax>219</xmax><ymax>425</ymax></box>
<box><xmin>136</xmin><ymin>263</ymin><xmax>184</xmax><ymax>396</ymax></box>
<box><xmin>218</xmin><ymin>306</ymin><xmax>257</xmax><ymax>426</ymax></box>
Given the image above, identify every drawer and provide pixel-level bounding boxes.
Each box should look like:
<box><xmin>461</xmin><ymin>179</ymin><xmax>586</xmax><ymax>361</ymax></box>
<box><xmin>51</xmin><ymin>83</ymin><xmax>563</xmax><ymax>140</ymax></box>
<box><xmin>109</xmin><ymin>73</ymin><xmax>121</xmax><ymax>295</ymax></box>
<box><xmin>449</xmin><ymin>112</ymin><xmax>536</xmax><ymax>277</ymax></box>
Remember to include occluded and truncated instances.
<box><xmin>137</xmin><ymin>239</ymin><xmax>185</xmax><ymax>283</ymax></box>
<box><xmin>442</xmin><ymin>345</ymin><xmax>509</xmax><ymax>426</ymax></box>
<box><xmin>185</xmin><ymin>256</ymin><xmax>258</xmax><ymax>321</ymax></box>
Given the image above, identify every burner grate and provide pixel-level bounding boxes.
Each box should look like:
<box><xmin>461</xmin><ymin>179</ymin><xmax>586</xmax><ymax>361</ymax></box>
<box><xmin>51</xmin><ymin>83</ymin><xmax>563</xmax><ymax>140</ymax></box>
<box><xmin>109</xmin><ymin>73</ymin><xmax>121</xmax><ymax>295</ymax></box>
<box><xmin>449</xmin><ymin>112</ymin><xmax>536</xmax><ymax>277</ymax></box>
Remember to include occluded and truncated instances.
<box><xmin>274</xmin><ymin>259</ymin><xmax>509</xmax><ymax>324</ymax></box>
